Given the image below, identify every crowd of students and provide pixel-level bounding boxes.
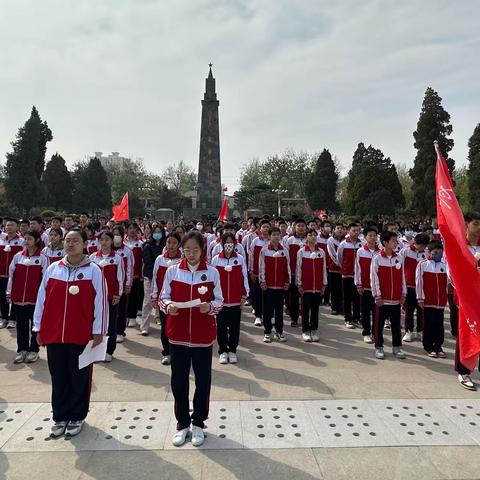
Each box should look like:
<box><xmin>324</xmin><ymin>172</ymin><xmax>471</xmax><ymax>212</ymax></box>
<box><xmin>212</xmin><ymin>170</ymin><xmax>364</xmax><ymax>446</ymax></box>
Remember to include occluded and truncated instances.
<box><xmin>0</xmin><ymin>210</ymin><xmax>479</xmax><ymax>446</ymax></box>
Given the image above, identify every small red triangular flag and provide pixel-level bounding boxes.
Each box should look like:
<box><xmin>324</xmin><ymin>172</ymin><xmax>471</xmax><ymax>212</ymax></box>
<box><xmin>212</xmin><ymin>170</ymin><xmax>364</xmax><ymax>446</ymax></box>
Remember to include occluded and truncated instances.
<box><xmin>111</xmin><ymin>192</ymin><xmax>129</xmax><ymax>222</ymax></box>
<box><xmin>218</xmin><ymin>198</ymin><xmax>229</xmax><ymax>222</ymax></box>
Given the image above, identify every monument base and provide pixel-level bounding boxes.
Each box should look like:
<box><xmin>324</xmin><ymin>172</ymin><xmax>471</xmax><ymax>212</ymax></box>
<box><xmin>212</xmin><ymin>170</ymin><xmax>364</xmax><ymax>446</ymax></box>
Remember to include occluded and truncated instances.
<box><xmin>183</xmin><ymin>208</ymin><xmax>221</xmax><ymax>221</ymax></box>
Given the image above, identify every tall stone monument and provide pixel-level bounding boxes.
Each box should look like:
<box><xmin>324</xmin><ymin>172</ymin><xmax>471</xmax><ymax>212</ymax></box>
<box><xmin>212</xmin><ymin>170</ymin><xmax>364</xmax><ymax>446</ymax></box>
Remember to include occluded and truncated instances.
<box><xmin>196</xmin><ymin>64</ymin><xmax>222</xmax><ymax>211</ymax></box>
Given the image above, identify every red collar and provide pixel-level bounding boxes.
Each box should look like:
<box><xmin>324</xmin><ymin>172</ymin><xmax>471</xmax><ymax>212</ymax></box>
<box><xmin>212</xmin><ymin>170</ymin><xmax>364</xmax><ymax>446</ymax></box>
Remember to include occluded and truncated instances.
<box><xmin>268</xmin><ymin>243</ymin><xmax>284</xmax><ymax>251</ymax></box>
<box><xmin>179</xmin><ymin>258</ymin><xmax>208</xmax><ymax>271</ymax></box>
<box><xmin>95</xmin><ymin>250</ymin><xmax>115</xmax><ymax>258</ymax></box>
<box><xmin>22</xmin><ymin>248</ymin><xmax>42</xmax><ymax>257</ymax></box>
<box><xmin>380</xmin><ymin>250</ymin><xmax>398</xmax><ymax>259</ymax></box>
<box><xmin>219</xmin><ymin>250</ymin><xmax>238</xmax><ymax>259</ymax></box>
<box><xmin>304</xmin><ymin>244</ymin><xmax>320</xmax><ymax>251</ymax></box>
<box><xmin>364</xmin><ymin>244</ymin><xmax>380</xmax><ymax>252</ymax></box>
<box><xmin>163</xmin><ymin>250</ymin><xmax>182</xmax><ymax>259</ymax></box>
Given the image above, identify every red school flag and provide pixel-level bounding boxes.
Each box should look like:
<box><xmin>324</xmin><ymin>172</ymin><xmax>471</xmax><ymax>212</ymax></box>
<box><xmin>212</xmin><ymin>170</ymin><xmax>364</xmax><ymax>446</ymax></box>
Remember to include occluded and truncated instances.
<box><xmin>218</xmin><ymin>198</ymin><xmax>229</xmax><ymax>222</ymax></box>
<box><xmin>435</xmin><ymin>141</ymin><xmax>480</xmax><ymax>371</ymax></box>
<box><xmin>111</xmin><ymin>192</ymin><xmax>130</xmax><ymax>222</ymax></box>
<box><xmin>316</xmin><ymin>209</ymin><xmax>326</xmax><ymax>219</ymax></box>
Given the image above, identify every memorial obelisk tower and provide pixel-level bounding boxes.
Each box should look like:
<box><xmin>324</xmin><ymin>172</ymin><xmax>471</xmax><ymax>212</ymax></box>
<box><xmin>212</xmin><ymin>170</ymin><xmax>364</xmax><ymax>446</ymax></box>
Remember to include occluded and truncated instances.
<box><xmin>196</xmin><ymin>64</ymin><xmax>222</xmax><ymax>211</ymax></box>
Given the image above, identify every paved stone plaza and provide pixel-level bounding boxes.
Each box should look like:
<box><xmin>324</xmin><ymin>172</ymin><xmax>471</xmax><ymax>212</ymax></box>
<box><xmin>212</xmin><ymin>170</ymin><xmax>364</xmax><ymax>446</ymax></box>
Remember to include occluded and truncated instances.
<box><xmin>1</xmin><ymin>306</ymin><xmax>480</xmax><ymax>479</ymax></box>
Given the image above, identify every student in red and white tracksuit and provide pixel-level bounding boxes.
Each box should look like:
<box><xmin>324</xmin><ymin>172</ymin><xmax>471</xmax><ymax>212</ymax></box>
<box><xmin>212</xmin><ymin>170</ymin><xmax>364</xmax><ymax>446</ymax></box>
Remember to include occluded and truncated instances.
<box><xmin>337</xmin><ymin>223</ymin><xmax>363</xmax><ymax>328</ymax></box>
<box><xmin>316</xmin><ymin>221</ymin><xmax>332</xmax><ymax>305</ymax></box>
<box><xmin>34</xmin><ymin>229</ymin><xmax>108</xmax><ymax>438</ymax></box>
<box><xmin>85</xmin><ymin>224</ymin><xmax>98</xmax><ymax>255</ymax></box>
<box><xmin>415</xmin><ymin>241</ymin><xmax>447</xmax><ymax>357</ymax></box>
<box><xmin>327</xmin><ymin>224</ymin><xmax>345</xmax><ymax>315</ymax></box>
<box><xmin>0</xmin><ymin>219</ymin><xmax>24</xmax><ymax>328</ymax></box>
<box><xmin>7</xmin><ymin>230</ymin><xmax>48</xmax><ymax>363</ymax></box>
<box><xmin>296</xmin><ymin>229</ymin><xmax>327</xmax><ymax>342</ymax></box>
<box><xmin>90</xmin><ymin>231</ymin><xmax>124</xmax><ymax>361</ymax></box>
<box><xmin>354</xmin><ymin>227</ymin><xmax>380</xmax><ymax>343</ymax></box>
<box><xmin>210</xmin><ymin>234</ymin><xmax>246</xmax><ymax>260</ymax></box>
<box><xmin>124</xmin><ymin>222</ymin><xmax>144</xmax><ymax>326</ymax></box>
<box><xmin>370</xmin><ymin>231</ymin><xmax>407</xmax><ymax>359</ymax></box>
<box><xmin>151</xmin><ymin>232</ymin><xmax>183</xmax><ymax>363</ymax></box>
<box><xmin>399</xmin><ymin>233</ymin><xmax>429</xmax><ymax>341</ymax></box>
<box><xmin>160</xmin><ymin>231</ymin><xmax>223</xmax><ymax>448</ymax></box>
<box><xmin>285</xmin><ymin>220</ymin><xmax>307</xmax><ymax>327</ymax></box>
<box><xmin>211</xmin><ymin>232</ymin><xmax>249</xmax><ymax>363</ymax></box>
<box><xmin>42</xmin><ymin>227</ymin><xmax>65</xmax><ymax>265</ymax></box>
<box><xmin>112</xmin><ymin>225</ymin><xmax>133</xmax><ymax>342</ymax></box>
<box><xmin>259</xmin><ymin>227</ymin><xmax>290</xmax><ymax>342</ymax></box>
<box><xmin>248</xmin><ymin>221</ymin><xmax>270</xmax><ymax>325</ymax></box>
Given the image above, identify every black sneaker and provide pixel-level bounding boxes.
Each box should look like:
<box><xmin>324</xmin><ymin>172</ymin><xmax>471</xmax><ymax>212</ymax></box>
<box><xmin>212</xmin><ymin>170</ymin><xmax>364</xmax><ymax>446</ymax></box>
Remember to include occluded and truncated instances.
<box><xmin>290</xmin><ymin>321</ymin><xmax>298</xmax><ymax>328</ymax></box>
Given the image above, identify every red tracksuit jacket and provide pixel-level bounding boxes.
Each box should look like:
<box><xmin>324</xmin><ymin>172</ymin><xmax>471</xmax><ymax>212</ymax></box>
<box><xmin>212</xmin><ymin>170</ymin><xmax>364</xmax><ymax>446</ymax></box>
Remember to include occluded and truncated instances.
<box><xmin>259</xmin><ymin>244</ymin><xmax>291</xmax><ymax>289</ymax></box>
<box><xmin>159</xmin><ymin>259</ymin><xmax>223</xmax><ymax>347</ymax></box>
<box><xmin>370</xmin><ymin>250</ymin><xmax>407</xmax><ymax>305</ymax></box>
<box><xmin>151</xmin><ymin>251</ymin><xmax>183</xmax><ymax>303</ymax></box>
<box><xmin>89</xmin><ymin>251</ymin><xmax>125</xmax><ymax>300</ymax></box>
<box><xmin>211</xmin><ymin>251</ymin><xmax>249</xmax><ymax>306</ymax></box>
<box><xmin>354</xmin><ymin>244</ymin><xmax>380</xmax><ymax>291</ymax></box>
<box><xmin>248</xmin><ymin>236</ymin><xmax>268</xmax><ymax>275</ymax></box>
<box><xmin>415</xmin><ymin>259</ymin><xmax>448</xmax><ymax>308</ymax></box>
<box><xmin>337</xmin><ymin>236</ymin><xmax>364</xmax><ymax>278</ymax></box>
<box><xmin>42</xmin><ymin>246</ymin><xmax>66</xmax><ymax>265</ymax></box>
<box><xmin>327</xmin><ymin>237</ymin><xmax>342</xmax><ymax>273</ymax></box>
<box><xmin>286</xmin><ymin>236</ymin><xmax>306</xmax><ymax>276</ymax></box>
<box><xmin>124</xmin><ymin>239</ymin><xmax>144</xmax><ymax>279</ymax></box>
<box><xmin>400</xmin><ymin>244</ymin><xmax>428</xmax><ymax>288</ymax></box>
<box><xmin>7</xmin><ymin>249</ymin><xmax>49</xmax><ymax>304</ymax></box>
<box><xmin>295</xmin><ymin>245</ymin><xmax>327</xmax><ymax>293</ymax></box>
<box><xmin>33</xmin><ymin>257</ymin><xmax>108</xmax><ymax>345</ymax></box>
<box><xmin>0</xmin><ymin>234</ymin><xmax>25</xmax><ymax>277</ymax></box>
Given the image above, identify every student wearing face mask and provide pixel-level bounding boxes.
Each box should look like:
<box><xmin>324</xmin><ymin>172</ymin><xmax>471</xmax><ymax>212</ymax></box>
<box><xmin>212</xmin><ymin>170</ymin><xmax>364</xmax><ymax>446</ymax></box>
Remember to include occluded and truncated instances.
<box><xmin>316</xmin><ymin>221</ymin><xmax>332</xmax><ymax>306</ymax></box>
<box><xmin>141</xmin><ymin>225</ymin><xmax>166</xmax><ymax>336</ymax></box>
<box><xmin>415</xmin><ymin>241</ymin><xmax>448</xmax><ymax>358</ymax></box>
<box><xmin>124</xmin><ymin>222</ymin><xmax>144</xmax><ymax>328</ymax></box>
<box><xmin>211</xmin><ymin>232</ymin><xmax>249</xmax><ymax>363</ymax></box>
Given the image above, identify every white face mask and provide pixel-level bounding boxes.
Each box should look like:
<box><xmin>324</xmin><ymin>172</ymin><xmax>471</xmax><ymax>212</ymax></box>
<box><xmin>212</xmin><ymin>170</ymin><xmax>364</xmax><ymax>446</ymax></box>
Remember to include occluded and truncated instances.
<box><xmin>196</xmin><ymin>224</ymin><xmax>203</xmax><ymax>231</ymax></box>
<box><xmin>113</xmin><ymin>235</ymin><xmax>122</xmax><ymax>246</ymax></box>
<box><xmin>323</xmin><ymin>227</ymin><xmax>331</xmax><ymax>234</ymax></box>
<box><xmin>224</xmin><ymin>243</ymin><xmax>235</xmax><ymax>254</ymax></box>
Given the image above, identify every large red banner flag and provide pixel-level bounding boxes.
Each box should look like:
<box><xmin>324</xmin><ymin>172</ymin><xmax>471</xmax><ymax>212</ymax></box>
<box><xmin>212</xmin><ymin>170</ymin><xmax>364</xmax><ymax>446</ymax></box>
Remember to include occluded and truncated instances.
<box><xmin>111</xmin><ymin>192</ymin><xmax>129</xmax><ymax>222</ymax></box>
<box><xmin>435</xmin><ymin>141</ymin><xmax>480</xmax><ymax>370</ymax></box>
<box><xmin>218</xmin><ymin>198</ymin><xmax>229</xmax><ymax>222</ymax></box>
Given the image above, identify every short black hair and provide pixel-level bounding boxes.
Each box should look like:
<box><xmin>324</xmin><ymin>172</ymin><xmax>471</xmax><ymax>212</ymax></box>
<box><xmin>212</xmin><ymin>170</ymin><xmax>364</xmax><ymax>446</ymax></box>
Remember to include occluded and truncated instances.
<box><xmin>221</xmin><ymin>231</ymin><xmax>235</xmax><ymax>244</ymax></box>
<box><xmin>268</xmin><ymin>226</ymin><xmax>280</xmax><ymax>235</ymax></box>
<box><xmin>260</xmin><ymin>219</ymin><xmax>271</xmax><ymax>227</ymax></box>
<box><xmin>414</xmin><ymin>233</ymin><xmax>430</xmax><ymax>246</ymax></box>
<box><xmin>363</xmin><ymin>226</ymin><xmax>378</xmax><ymax>236</ymax></box>
<box><xmin>321</xmin><ymin>220</ymin><xmax>332</xmax><ymax>227</ymax></box>
<box><xmin>306</xmin><ymin>228</ymin><xmax>318</xmax><ymax>236</ymax></box>
<box><xmin>427</xmin><ymin>240</ymin><xmax>443</xmax><ymax>252</ymax></box>
<box><xmin>29</xmin><ymin>216</ymin><xmax>43</xmax><ymax>224</ymax></box>
<box><xmin>66</xmin><ymin>228</ymin><xmax>87</xmax><ymax>242</ymax></box>
<box><xmin>166</xmin><ymin>232</ymin><xmax>182</xmax><ymax>245</ymax></box>
<box><xmin>98</xmin><ymin>230</ymin><xmax>114</xmax><ymax>241</ymax></box>
<box><xmin>182</xmin><ymin>230</ymin><xmax>205</xmax><ymax>250</ymax></box>
<box><xmin>380</xmin><ymin>230</ymin><xmax>397</xmax><ymax>246</ymax></box>
<box><xmin>347</xmin><ymin>222</ymin><xmax>360</xmax><ymax>229</ymax></box>
<box><xmin>294</xmin><ymin>219</ymin><xmax>306</xmax><ymax>226</ymax></box>
<box><xmin>465</xmin><ymin>212</ymin><xmax>480</xmax><ymax>223</ymax></box>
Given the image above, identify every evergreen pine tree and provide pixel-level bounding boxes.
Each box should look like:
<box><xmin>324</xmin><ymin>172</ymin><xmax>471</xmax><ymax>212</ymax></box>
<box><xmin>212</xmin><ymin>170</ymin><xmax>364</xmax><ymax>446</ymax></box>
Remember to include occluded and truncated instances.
<box><xmin>43</xmin><ymin>153</ymin><xmax>73</xmax><ymax>211</ymax></box>
<box><xmin>410</xmin><ymin>87</ymin><xmax>454</xmax><ymax>215</ymax></box>
<box><xmin>467</xmin><ymin>123</ymin><xmax>480</xmax><ymax>212</ymax></box>
<box><xmin>344</xmin><ymin>143</ymin><xmax>368</xmax><ymax>214</ymax></box>
<box><xmin>305</xmin><ymin>149</ymin><xmax>339</xmax><ymax>211</ymax></box>
<box><xmin>72</xmin><ymin>157</ymin><xmax>111</xmax><ymax>216</ymax></box>
<box><xmin>5</xmin><ymin>106</ymin><xmax>53</xmax><ymax>214</ymax></box>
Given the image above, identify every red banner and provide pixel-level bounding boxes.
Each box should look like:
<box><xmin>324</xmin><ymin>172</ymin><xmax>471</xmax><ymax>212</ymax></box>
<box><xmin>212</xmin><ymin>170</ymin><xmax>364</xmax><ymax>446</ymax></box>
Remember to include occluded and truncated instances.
<box><xmin>218</xmin><ymin>198</ymin><xmax>229</xmax><ymax>222</ymax></box>
<box><xmin>111</xmin><ymin>192</ymin><xmax>129</xmax><ymax>222</ymax></box>
<box><xmin>435</xmin><ymin>142</ymin><xmax>480</xmax><ymax>370</ymax></box>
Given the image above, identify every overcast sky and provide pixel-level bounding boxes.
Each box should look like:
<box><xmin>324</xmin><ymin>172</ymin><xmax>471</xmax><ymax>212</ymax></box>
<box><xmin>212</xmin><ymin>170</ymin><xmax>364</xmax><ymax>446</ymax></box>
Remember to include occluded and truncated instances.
<box><xmin>1</xmin><ymin>0</ymin><xmax>479</xmax><ymax>191</ymax></box>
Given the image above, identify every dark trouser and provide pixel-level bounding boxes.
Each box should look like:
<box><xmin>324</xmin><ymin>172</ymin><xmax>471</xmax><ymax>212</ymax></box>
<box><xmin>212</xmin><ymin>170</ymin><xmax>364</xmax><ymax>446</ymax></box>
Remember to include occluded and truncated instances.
<box><xmin>360</xmin><ymin>290</ymin><xmax>375</xmax><ymax>336</ymax></box>
<box><xmin>216</xmin><ymin>305</ymin><xmax>241</xmax><ymax>354</ymax></box>
<box><xmin>0</xmin><ymin>276</ymin><xmax>11</xmax><ymax>320</ymax></box>
<box><xmin>448</xmin><ymin>292</ymin><xmax>458</xmax><ymax>336</ymax></box>
<box><xmin>137</xmin><ymin>279</ymin><xmax>144</xmax><ymax>312</ymax></box>
<box><xmin>374</xmin><ymin>304</ymin><xmax>402</xmax><ymax>348</ymax></box>
<box><xmin>170</xmin><ymin>344</ymin><xmax>212</xmax><ymax>430</ymax></box>
<box><xmin>288</xmin><ymin>276</ymin><xmax>300</xmax><ymax>323</ymax></box>
<box><xmin>405</xmin><ymin>287</ymin><xmax>423</xmax><ymax>333</ymax></box>
<box><xmin>127</xmin><ymin>278</ymin><xmax>142</xmax><ymax>318</ymax></box>
<box><xmin>422</xmin><ymin>307</ymin><xmax>445</xmax><ymax>353</ymax></box>
<box><xmin>263</xmin><ymin>289</ymin><xmax>284</xmax><ymax>334</ymax></box>
<box><xmin>301</xmin><ymin>292</ymin><xmax>321</xmax><ymax>332</ymax></box>
<box><xmin>342</xmin><ymin>277</ymin><xmax>360</xmax><ymax>323</ymax></box>
<box><xmin>106</xmin><ymin>301</ymin><xmax>118</xmax><ymax>355</ymax></box>
<box><xmin>116</xmin><ymin>293</ymin><xmax>127</xmax><ymax>336</ymax></box>
<box><xmin>329</xmin><ymin>271</ymin><xmax>343</xmax><ymax>313</ymax></box>
<box><xmin>252</xmin><ymin>278</ymin><xmax>263</xmax><ymax>318</ymax></box>
<box><xmin>46</xmin><ymin>343</ymin><xmax>93</xmax><ymax>422</ymax></box>
<box><xmin>322</xmin><ymin>271</ymin><xmax>330</xmax><ymax>305</ymax></box>
<box><xmin>160</xmin><ymin>311</ymin><xmax>170</xmax><ymax>356</ymax></box>
<box><xmin>455</xmin><ymin>336</ymin><xmax>471</xmax><ymax>375</ymax></box>
<box><xmin>15</xmin><ymin>304</ymin><xmax>38</xmax><ymax>353</ymax></box>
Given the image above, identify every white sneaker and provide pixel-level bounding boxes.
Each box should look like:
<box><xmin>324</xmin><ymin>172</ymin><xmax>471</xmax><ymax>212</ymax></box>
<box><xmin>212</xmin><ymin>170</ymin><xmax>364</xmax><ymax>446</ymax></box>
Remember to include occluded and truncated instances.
<box><xmin>345</xmin><ymin>321</ymin><xmax>355</xmax><ymax>329</ymax></box>
<box><xmin>25</xmin><ymin>351</ymin><xmax>39</xmax><ymax>363</ymax></box>
<box><xmin>6</xmin><ymin>320</ymin><xmax>15</xmax><ymax>328</ymax></box>
<box><xmin>104</xmin><ymin>353</ymin><xmax>113</xmax><ymax>363</ymax></box>
<box><xmin>172</xmin><ymin>427</ymin><xmax>190</xmax><ymax>446</ymax></box>
<box><xmin>0</xmin><ymin>319</ymin><xmax>7</xmax><ymax>329</ymax></box>
<box><xmin>302</xmin><ymin>332</ymin><xmax>312</xmax><ymax>342</ymax></box>
<box><xmin>228</xmin><ymin>352</ymin><xmax>238</xmax><ymax>363</ymax></box>
<box><xmin>65</xmin><ymin>420</ymin><xmax>84</xmax><ymax>437</ymax></box>
<box><xmin>116</xmin><ymin>334</ymin><xmax>125</xmax><ymax>343</ymax></box>
<box><xmin>402</xmin><ymin>331</ymin><xmax>414</xmax><ymax>342</ymax></box>
<box><xmin>263</xmin><ymin>334</ymin><xmax>272</xmax><ymax>343</ymax></box>
<box><xmin>50</xmin><ymin>421</ymin><xmax>68</xmax><ymax>437</ymax></box>
<box><xmin>414</xmin><ymin>331</ymin><xmax>423</xmax><ymax>341</ymax></box>
<box><xmin>375</xmin><ymin>347</ymin><xmax>385</xmax><ymax>360</ymax></box>
<box><xmin>363</xmin><ymin>335</ymin><xmax>373</xmax><ymax>344</ymax></box>
<box><xmin>141</xmin><ymin>330</ymin><xmax>148</xmax><ymax>336</ymax></box>
<box><xmin>392</xmin><ymin>347</ymin><xmax>406</xmax><ymax>359</ymax></box>
<box><xmin>458</xmin><ymin>374</ymin><xmax>477</xmax><ymax>391</ymax></box>
<box><xmin>384</xmin><ymin>319</ymin><xmax>391</xmax><ymax>329</ymax></box>
<box><xmin>191</xmin><ymin>426</ymin><xmax>205</xmax><ymax>447</ymax></box>
<box><xmin>13</xmin><ymin>351</ymin><xmax>27</xmax><ymax>364</ymax></box>
<box><xmin>275</xmin><ymin>332</ymin><xmax>287</xmax><ymax>342</ymax></box>
<box><xmin>219</xmin><ymin>352</ymin><xmax>229</xmax><ymax>364</ymax></box>
<box><xmin>127</xmin><ymin>318</ymin><xmax>136</xmax><ymax>328</ymax></box>
<box><xmin>254</xmin><ymin>317</ymin><xmax>262</xmax><ymax>326</ymax></box>
<box><xmin>161</xmin><ymin>355</ymin><xmax>171</xmax><ymax>365</ymax></box>
<box><xmin>311</xmin><ymin>330</ymin><xmax>320</xmax><ymax>342</ymax></box>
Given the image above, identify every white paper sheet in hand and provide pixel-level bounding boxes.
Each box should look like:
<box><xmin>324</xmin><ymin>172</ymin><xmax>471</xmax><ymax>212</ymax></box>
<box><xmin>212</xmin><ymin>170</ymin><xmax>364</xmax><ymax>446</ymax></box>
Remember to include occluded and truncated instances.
<box><xmin>78</xmin><ymin>338</ymin><xmax>108</xmax><ymax>369</ymax></box>
<box><xmin>172</xmin><ymin>298</ymin><xmax>202</xmax><ymax>309</ymax></box>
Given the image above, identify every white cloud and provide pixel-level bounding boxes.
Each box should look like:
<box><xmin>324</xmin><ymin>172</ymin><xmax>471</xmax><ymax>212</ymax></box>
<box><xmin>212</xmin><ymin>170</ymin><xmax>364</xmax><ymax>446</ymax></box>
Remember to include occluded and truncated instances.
<box><xmin>0</xmin><ymin>0</ymin><xmax>479</xmax><ymax>192</ymax></box>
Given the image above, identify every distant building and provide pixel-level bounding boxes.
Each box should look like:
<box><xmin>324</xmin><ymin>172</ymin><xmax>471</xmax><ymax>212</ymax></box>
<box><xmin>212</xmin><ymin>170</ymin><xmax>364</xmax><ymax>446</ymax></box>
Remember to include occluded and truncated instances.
<box><xmin>91</xmin><ymin>151</ymin><xmax>130</xmax><ymax>170</ymax></box>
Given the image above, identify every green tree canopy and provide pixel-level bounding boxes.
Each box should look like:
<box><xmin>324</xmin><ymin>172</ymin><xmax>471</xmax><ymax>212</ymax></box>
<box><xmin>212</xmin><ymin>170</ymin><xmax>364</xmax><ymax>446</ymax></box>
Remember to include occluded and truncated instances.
<box><xmin>410</xmin><ymin>87</ymin><xmax>454</xmax><ymax>215</ymax></box>
<box><xmin>42</xmin><ymin>153</ymin><xmax>73</xmax><ymax>211</ymax></box>
<box><xmin>467</xmin><ymin>123</ymin><xmax>480</xmax><ymax>212</ymax></box>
